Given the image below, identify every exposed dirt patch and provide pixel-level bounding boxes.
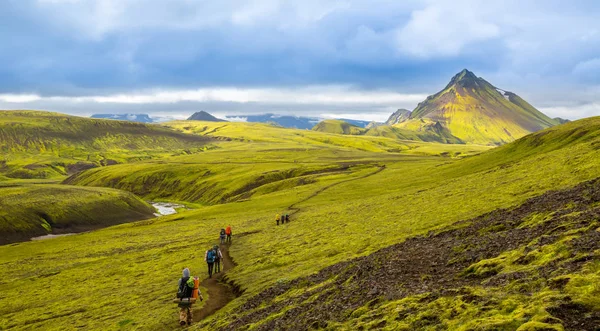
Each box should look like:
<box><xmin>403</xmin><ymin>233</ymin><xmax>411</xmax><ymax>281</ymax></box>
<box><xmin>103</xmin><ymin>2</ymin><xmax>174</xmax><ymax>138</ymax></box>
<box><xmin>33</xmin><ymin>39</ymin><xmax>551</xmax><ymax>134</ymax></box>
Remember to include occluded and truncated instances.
<box><xmin>222</xmin><ymin>177</ymin><xmax>600</xmax><ymax>330</ymax></box>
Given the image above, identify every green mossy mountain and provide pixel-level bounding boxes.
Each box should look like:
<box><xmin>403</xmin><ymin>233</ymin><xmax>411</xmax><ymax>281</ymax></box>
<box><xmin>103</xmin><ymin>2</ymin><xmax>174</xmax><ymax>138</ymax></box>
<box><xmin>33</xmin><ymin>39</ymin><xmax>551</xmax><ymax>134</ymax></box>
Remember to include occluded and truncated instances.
<box><xmin>401</xmin><ymin>69</ymin><xmax>559</xmax><ymax>145</ymax></box>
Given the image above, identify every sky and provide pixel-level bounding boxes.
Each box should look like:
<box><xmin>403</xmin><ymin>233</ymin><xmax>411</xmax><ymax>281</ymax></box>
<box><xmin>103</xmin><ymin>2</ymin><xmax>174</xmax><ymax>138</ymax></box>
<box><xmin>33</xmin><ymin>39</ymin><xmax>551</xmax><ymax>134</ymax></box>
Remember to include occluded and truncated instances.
<box><xmin>0</xmin><ymin>0</ymin><xmax>599</xmax><ymax>122</ymax></box>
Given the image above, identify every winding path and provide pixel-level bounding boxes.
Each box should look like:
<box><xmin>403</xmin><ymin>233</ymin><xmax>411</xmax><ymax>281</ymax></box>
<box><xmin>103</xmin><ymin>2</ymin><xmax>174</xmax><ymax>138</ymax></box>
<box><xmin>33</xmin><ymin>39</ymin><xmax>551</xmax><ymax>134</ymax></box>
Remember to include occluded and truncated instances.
<box><xmin>193</xmin><ymin>244</ymin><xmax>238</xmax><ymax>321</ymax></box>
<box><xmin>288</xmin><ymin>164</ymin><xmax>386</xmax><ymax>215</ymax></box>
<box><xmin>189</xmin><ymin>165</ymin><xmax>386</xmax><ymax>324</ymax></box>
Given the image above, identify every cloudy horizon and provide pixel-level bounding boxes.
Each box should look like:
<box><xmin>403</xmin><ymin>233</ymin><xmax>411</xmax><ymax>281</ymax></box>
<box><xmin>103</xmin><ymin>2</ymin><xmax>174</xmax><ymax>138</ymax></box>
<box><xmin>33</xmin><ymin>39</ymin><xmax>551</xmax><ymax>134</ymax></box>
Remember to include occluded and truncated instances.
<box><xmin>1</xmin><ymin>0</ymin><xmax>600</xmax><ymax>121</ymax></box>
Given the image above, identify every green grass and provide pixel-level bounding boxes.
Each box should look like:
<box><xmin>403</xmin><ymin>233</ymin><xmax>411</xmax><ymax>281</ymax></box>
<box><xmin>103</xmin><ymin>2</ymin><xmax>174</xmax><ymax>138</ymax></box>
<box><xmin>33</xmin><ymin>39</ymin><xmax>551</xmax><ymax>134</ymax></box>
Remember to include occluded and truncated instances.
<box><xmin>0</xmin><ymin>110</ymin><xmax>211</xmax><ymax>179</ymax></box>
<box><xmin>0</xmin><ymin>184</ymin><xmax>155</xmax><ymax>243</ymax></box>
<box><xmin>0</xmin><ymin>116</ymin><xmax>598</xmax><ymax>329</ymax></box>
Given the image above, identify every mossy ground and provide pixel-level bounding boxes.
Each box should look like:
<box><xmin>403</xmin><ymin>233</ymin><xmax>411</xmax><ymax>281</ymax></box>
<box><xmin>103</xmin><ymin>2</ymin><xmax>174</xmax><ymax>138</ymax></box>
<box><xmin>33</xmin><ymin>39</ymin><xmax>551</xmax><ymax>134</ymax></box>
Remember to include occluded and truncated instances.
<box><xmin>0</xmin><ymin>116</ymin><xmax>599</xmax><ymax>330</ymax></box>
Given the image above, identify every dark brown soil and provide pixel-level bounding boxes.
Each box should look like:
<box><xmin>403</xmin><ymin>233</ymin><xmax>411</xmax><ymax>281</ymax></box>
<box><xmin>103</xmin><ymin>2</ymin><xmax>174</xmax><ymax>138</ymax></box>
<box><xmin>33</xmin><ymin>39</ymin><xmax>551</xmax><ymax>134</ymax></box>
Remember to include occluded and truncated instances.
<box><xmin>222</xmin><ymin>177</ymin><xmax>600</xmax><ymax>330</ymax></box>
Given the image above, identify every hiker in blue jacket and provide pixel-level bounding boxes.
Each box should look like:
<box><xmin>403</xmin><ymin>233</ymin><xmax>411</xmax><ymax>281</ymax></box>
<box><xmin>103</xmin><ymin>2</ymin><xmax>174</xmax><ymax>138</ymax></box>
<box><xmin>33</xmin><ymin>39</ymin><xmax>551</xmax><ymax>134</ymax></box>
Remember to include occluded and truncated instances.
<box><xmin>205</xmin><ymin>247</ymin><xmax>216</xmax><ymax>278</ymax></box>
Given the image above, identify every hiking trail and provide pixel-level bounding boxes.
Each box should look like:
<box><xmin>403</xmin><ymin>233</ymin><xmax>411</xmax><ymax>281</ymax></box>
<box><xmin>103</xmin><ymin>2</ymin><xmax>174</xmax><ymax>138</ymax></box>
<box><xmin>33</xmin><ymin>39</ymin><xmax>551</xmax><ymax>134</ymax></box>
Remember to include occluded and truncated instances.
<box><xmin>287</xmin><ymin>164</ymin><xmax>385</xmax><ymax>215</ymax></box>
<box><xmin>192</xmin><ymin>244</ymin><xmax>240</xmax><ymax>322</ymax></box>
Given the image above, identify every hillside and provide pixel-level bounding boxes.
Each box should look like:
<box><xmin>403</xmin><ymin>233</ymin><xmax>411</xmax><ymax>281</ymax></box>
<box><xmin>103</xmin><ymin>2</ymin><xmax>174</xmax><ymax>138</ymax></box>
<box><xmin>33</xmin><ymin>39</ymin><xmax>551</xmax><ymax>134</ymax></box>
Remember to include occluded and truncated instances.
<box><xmin>0</xmin><ymin>110</ymin><xmax>211</xmax><ymax>179</ymax></box>
<box><xmin>187</xmin><ymin>111</ymin><xmax>227</xmax><ymax>122</ymax></box>
<box><xmin>222</xmin><ymin>177</ymin><xmax>600</xmax><ymax>330</ymax></box>
<box><xmin>0</xmin><ymin>184</ymin><xmax>155</xmax><ymax>244</ymax></box>
<box><xmin>311</xmin><ymin>119</ymin><xmax>365</xmax><ymax>135</ymax></box>
<box><xmin>1</xmin><ymin>115</ymin><xmax>597</xmax><ymax>329</ymax></box>
<box><xmin>385</xmin><ymin>108</ymin><xmax>411</xmax><ymax>125</ymax></box>
<box><xmin>399</xmin><ymin>69</ymin><xmax>559</xmax><ymax>145</ymax></box>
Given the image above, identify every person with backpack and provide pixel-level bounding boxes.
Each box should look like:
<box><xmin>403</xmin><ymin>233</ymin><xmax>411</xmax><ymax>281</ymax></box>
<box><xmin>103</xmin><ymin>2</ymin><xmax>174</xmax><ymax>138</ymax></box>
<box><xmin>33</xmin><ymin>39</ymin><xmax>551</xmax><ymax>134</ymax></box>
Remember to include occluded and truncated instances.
<box><xmin>225</xmin><ymin>225</ymin><xmax>232</xmax><ymax>244</ymax></box>
<box><xmin>176</xmin><ymin>268</ymin><xmax>203</xmax><ymax>326</ymax></box>
<box><xmin>276</xmin><ymin>213</ymin><xmax>280</xmax><ymax>226</ymax></box>
<box><xmin>205</xmin><ymin>247</ymin><xmax>216</xmax><ymax>278</ymax></box>
<box><xmin>219</xmin><ymin>228</ymin><xmax>226</xmax><ymax>244</ymax></box>
<box><xmin>285</xmin><ymin>214</ymin><xmax>289</xmax><ymax>223</ymax></box>
<box><xmin>280</xmin><ymin>214</ymin><xmax>285</xmax><ymax>224</ymax></box>
<box><xmin>213</xmin><ymin>245</ymin><xmax>224</xmax><ymax>273</ymax></box>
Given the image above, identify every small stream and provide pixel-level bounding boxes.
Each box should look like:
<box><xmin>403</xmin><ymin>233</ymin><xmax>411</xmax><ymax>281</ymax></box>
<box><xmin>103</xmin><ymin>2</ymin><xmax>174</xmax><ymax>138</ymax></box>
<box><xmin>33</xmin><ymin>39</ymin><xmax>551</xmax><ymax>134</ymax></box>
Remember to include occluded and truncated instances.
<box><xmin>151</xmin><ymin>202</ymin><xmax>185</xmax><ymax>216</ymax></box>
<box><xmin>30</xmin><ymin>202</ymin><xmax>184</xmax><ymax>241</ymax></box>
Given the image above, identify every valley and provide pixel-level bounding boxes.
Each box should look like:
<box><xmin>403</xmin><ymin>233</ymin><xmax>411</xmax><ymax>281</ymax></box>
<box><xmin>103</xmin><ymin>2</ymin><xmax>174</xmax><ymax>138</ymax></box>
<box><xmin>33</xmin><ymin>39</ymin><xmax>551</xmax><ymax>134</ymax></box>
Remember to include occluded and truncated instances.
<box><xmin>0</xmin><ymin>109</ymin><xmax>599</xmax><ymax>330</ymax></box>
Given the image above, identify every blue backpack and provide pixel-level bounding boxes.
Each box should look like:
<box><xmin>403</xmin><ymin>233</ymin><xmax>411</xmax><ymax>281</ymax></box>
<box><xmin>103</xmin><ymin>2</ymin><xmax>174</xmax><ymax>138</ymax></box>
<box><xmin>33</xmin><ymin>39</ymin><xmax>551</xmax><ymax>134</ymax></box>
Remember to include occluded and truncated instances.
<box><xmin>207</xmin><ymin>249</ymin><xmax>216</xmax><ymax>263</ymax></box>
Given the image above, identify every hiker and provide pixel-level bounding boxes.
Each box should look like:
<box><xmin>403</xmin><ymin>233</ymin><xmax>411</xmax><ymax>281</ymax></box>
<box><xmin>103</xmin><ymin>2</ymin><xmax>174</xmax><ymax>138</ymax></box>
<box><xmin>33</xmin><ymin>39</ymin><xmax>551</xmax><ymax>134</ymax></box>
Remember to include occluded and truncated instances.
<box><xmin>285</xmin><ymin>214</ymin><xmax>289</xmax><ymax>223</ymax></box>
<box><xmin>225</xmin><ymin>225</ymin><xmax>232</xmax><ymax>244</ymax></box>
<box><xmin>176</xmin><ymin>268</ymin><xmax>203</xmax><ymax>326</ymax></box>
<box><xmin>219</xmin><ymin>228</ymin><xmax>226</xmax><ymax>244</ymax></box>
<box><xmin>280</xmin><ymin>214</ymin><xmax>285</xmax><ymax>224</ymax></box>
<box><xmin>213</xmin><ymin>245</ymin><xmax>224</xmax><ymax>273</ymax></box>
<box><xmin>205</xmin><ymin>247</ymin><xmax>216</xmax><ymax>278</ymax></box>
<box><xmin>276</xmin><ymin>213</ymin><xmax>280</xmax><ymax>226</ymax></box>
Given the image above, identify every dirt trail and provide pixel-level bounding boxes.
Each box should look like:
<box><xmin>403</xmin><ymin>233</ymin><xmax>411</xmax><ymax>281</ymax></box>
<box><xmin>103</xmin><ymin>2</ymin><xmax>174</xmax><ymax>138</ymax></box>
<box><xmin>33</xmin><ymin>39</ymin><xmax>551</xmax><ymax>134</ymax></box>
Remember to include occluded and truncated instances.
<box><xmin>287</xmin><ymin>164</ymin><xmax>385</xmax><ymax>215</ymax></box>
<box><xmin>192</xmin><ymin>244</ymin><xmax>238</xmax><ymax>321</ymax></box>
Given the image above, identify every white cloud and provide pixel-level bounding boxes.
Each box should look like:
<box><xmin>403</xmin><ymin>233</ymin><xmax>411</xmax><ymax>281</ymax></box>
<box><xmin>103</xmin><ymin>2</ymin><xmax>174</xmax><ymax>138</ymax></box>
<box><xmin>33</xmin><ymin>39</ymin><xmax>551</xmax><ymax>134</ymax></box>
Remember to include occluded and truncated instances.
<box><xmin>2</xmin><ymin>86</ymin><xmax>426</xmax><ymax>106</ymax></box>
<box><xmin>539</xmin><ymin>103</ymin><xmax>600</xmax><ymax>120</ymax></box>
<box><xmin>0</xmin><ymin>94</ymin><xmax>42</xmax><ymax>103</ymax></box>
<box><xmin>396</xmin><ymin>2</ymin><xmax>500</xmax><ymax>58</ymax></box>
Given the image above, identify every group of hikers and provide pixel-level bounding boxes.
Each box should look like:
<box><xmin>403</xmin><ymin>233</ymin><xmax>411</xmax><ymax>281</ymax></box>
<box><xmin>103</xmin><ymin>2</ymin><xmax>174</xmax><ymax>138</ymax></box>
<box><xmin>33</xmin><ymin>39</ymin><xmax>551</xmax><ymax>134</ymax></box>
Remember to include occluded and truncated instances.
<box><xmin>175</xmin><ymin>225</ymin><xmax>232</xmax><ymax>326</ymax></box>
<box><xmin>175</xmin><ymin>213</ymin><xmax>294</xmax><ymax>326</ymax></box>
<box><xmin>276</xmin><ymin>213</ymin><xmax>290</xmax><ymax>225</ymax></box>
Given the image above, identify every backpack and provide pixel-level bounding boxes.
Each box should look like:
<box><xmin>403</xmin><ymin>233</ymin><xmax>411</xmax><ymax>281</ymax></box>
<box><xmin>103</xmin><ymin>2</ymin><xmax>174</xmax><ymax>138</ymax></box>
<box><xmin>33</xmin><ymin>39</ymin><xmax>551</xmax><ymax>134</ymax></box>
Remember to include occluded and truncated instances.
<box><xmin>220</xmin><ymin>228</ymin><xmax>226</xmax><ymax>236</ymax></box>
<box><xmin>207</xmin><ymin>249</ymin><xmax>216</xmax><ymax>263</ymax></box>
<box><xmin>177</xmin><ymin>276</ymin><xmax>194</xmax><ymax>299</ymax></box>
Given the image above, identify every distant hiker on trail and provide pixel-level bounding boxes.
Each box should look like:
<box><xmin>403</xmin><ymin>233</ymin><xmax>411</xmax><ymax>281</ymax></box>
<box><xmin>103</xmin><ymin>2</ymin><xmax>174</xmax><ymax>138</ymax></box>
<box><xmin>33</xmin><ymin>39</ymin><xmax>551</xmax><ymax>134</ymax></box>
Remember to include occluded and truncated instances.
<box><xmin>276</xmin><ymin>213</ymin><xmax>281</xmax><ymax>226</ymax></box>
<box><xmin>225</xmin><ymin>225</ymin><xmax>232</xmax><ymax>243</ymax></box>
<box><xmin>220</xmin><ymin>228</ymin><xmax>226</xmax><ymax>244</ymax></box>
<box><xmin>205</xmin><ymin>247</ymin><xmax>216</xmax><ymax>278</ymax></box>
<box><xmin>285</xmin><ymin>214</ymin><xmax>289</xmax><ymax>223</ymax></box>
<box><xmin>176</xmin><ymin>268</ymin><xmax>203</xmax><ymax>326</ymax></box>
<box><xmin>213</xmin><ymin>245</ymin><xmax>224</xmax><ymax>273</ymax></box>
<box><xmin>280</xmin><ymin>214</ymin><xmax>285</xmax><ymax>224</ymax></box>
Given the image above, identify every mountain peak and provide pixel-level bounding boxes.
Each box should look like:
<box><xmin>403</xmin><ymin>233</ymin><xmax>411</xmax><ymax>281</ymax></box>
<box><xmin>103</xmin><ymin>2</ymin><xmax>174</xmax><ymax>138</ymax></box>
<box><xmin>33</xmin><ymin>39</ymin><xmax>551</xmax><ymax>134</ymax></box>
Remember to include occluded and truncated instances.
<box><xmin>448</xmin><ymin>69</ymin><xmax>479</xmax><ymax>87</ymax></box>
<box><xmin>187</xmin><ymin>111</ymin><xmax>227</xmax><ymax>122</ymax></box>
<box><xmin>404</xmin><ymin>70</ymin><xmax>558</xmax><ymax>145</ymax></box>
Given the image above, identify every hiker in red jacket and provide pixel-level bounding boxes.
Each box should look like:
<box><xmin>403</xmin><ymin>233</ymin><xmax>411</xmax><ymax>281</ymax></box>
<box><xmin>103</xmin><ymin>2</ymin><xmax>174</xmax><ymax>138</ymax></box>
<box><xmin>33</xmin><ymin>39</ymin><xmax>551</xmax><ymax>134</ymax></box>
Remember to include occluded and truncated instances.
<box><xmin>225</xmin><ymin>225</ymin><xmax>232</xmax><ymax>243</ymax></box>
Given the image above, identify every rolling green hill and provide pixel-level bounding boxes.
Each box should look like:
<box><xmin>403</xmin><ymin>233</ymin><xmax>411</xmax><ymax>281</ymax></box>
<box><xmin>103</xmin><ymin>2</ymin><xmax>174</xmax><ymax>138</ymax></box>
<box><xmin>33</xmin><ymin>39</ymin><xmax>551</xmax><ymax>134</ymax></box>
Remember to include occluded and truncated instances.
<box><xmin>0</xmin><ymin>110</ymin><xmax>211</xmax><ymax>179</ymax></box>
<box><xmin>0</xmin><ymin>184</ymin><xmax>155</xmax><ymax>244</ymax></box>
<box><xmin>311</xmin><ymin>119</ymin><xmax>365</xmax><ymax>135</ymax></box>
<box><xmin>0</xmin><ymin>115</ymin><xmax>598</xmax><ymax>330</ymax></box>
<box><xmin>402</xmin><ymin>69</ymin><xmax>559</xmax><ymax>145</ymax></box>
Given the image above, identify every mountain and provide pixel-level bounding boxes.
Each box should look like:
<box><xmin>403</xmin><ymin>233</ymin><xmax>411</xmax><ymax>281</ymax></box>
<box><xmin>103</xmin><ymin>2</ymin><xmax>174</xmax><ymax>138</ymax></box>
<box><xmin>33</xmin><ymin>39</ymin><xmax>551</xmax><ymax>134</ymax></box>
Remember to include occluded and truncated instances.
<box><xmin>187</xmin><ymin>111</ymin><xmax>227</xmax><ymax>122</ymax></box>
<box><xmin>225</xmin><ymin>114</ymin><xmax>320</xmax><ymax>129</ymax></box>
<box><xmin>397</xmin><ymin>69</ymin><xmax>559</xmax><ymax>145</ymax></box>
<box><xmin>385</xmin><ymin>109</ymin><xmax>411</xmax><ymax>125</ymax></box>
<box><xmin>91</xmin><ymin>113</ymin><xmax>154</xmax><ymax>123</ymax></box>
<box><xmin>554</xmin><ymin>117</ymin><xmax>571</xmax><ymax>124</ymax></box>
<box><xmin>337</xmin><ymin>118</ymin><xmax>373</xmax><ymax>128</ymax></box>
<box><xmin>312</xmin><ymin>119</ymin><xmax>365</xmax><ymax>135</ymax></box>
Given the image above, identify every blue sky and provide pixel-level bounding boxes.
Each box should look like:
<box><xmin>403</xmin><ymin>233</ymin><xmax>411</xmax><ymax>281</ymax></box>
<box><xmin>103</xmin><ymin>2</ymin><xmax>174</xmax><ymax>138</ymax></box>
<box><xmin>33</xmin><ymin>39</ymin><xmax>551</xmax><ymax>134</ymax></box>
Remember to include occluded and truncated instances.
<box><xmin>0</xmin><ymin>0</ymin><xmax>599</xmax><ymax>121</ymax></box>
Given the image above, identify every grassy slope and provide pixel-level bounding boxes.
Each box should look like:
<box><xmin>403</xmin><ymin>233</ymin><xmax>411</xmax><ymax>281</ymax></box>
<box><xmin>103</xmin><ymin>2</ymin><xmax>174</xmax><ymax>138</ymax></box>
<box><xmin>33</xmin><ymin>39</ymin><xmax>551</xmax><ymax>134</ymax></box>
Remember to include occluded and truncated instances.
<box><xmin>0</xmin><ymin>110</ymin><xmax>210</xmax><ymax>179</ymax></box>
<box><xmin>0</xmin><ymin>118</ymin><xmax>598</xmax><ymax>330</ymax></box>
<box><xmin>63</xmin><ymin>121</ymin><xmax>489</xmax><ymax>205</ymax></box>
<box><xmin>410</xmin><ymin>70</ymin><xmax>558</xmax><ymax>145</ymax></box>
<box><xmin>311</xmin><ymin>119</ymin><xmax>365</xmax><ymax>135</ymax></box>
<box><xmin>0</xmin><ymin>184</ymin><xmax>155</xmax><ymax>244</ymax></box>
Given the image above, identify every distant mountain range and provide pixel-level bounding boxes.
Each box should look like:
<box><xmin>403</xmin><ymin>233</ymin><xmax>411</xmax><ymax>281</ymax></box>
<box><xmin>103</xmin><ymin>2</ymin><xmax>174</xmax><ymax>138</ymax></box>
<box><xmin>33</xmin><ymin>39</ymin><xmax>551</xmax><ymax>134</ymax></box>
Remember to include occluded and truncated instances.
<box><xmin>314</xmin><ymin>69</ymin><xmax>563</xmax><ymax>145</ymax></box>
<box><xmin>90</xmin><ymin>112</ymin><xmax>372</xmax><ymax>129</ymax></box>
<box><xmin>91</xmin><ymin>114</ymin><xmax>155</xmax><ymax>123</ymax></box>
